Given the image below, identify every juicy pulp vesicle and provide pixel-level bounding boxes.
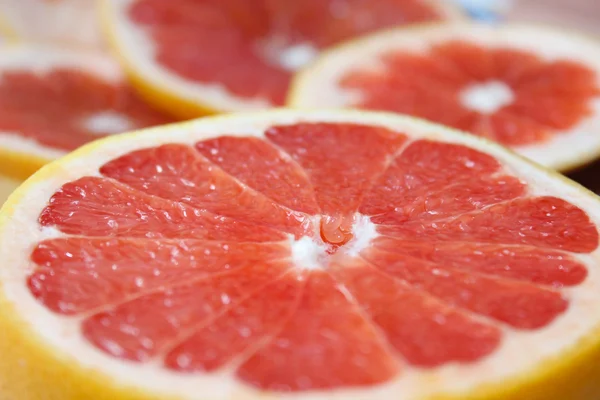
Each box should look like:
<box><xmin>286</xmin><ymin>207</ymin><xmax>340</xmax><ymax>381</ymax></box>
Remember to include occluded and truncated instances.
<box><xmin>29</xmin><ymin>122</ymin><xmax>598</xmax><ymax>392</ymax></box>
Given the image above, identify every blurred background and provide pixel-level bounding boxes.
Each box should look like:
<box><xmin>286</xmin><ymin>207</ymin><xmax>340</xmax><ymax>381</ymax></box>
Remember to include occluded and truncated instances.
<box><xmin>0</xmin><ymin>0</ymin><xmax>597</xmax><ymax>205</ymax></box>
<box><xmin>506</xmin><ymin>0</ymin><xmax>600</xmax><ymax>193</ymax></box>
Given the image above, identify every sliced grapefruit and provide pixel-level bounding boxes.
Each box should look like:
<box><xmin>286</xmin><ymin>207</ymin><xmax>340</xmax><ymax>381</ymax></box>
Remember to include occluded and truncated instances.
<box><xmin>100</xmin><ymin>0</ymin><xmax>465</xmax><ymax>117</ymax></box>
<box><xmin>0</xmin><ymin>0</ymin><xmax>106</xmax><ymax>50</ymax></box>
<box><xmin>2</xmin><ymin>109</ymin><xmax>600</xmax><ymax>399</ymax></box>
<box><xmin>289</xmin><ymin>23</ymin><xmax>600</xmax><ymax>171</ymax></box>
<box><xmin>0</xmin><ymin>44</ymin><xmax>174</xmax><ymax>180</ymax></box>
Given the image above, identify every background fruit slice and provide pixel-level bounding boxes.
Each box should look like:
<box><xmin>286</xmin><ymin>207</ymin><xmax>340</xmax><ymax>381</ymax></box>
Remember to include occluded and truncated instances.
<box><xmin>0</xmin><ymin>44</ymin><xmax>174</xmax><ymax>180</ymax></box>
<box><xmin>289</xmin><ymin>23</ymin><xmax>600</xmax><ymax>172</ymax></box>
<box><xmin>0</xmin><ymin>0</ymin><xmax>105</xmax><ymax>50</ymax></box>
<box><xmin>2</xmin><ymin>110</ymin><xmax>600</xmax><ymax>400</ymax></box>
<box><xmin>101</xmin><ymin>0</ymin><xmax>465</xmax><ymax>117</ymax></box>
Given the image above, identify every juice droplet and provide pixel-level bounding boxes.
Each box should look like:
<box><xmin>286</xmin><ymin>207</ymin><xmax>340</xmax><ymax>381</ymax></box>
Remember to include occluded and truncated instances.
<box><xmin>320</xmin><ymin>214</ymin><xmax>354</xmax><ymax>246</ymax></box>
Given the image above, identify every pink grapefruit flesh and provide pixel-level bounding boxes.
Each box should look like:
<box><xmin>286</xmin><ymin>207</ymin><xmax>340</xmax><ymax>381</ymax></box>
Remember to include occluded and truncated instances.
<box><xmin>124</xmin><ymin>0</ymin><xmax>457</xmax><ymax>106</ymax></box>
<box><xmin>339</xmin><ymin>40</ymin><xmax>600</xmax><ymax>146</ymax></box>
<box><xmin>27</xmin><ymin>121</ymin><xmax>599</xmax><ymax>392</ymax></box>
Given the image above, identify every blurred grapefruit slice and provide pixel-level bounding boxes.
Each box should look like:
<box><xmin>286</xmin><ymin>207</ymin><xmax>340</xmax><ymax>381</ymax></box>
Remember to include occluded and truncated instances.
<box><xmin>0</xmin><ymin>0</ymin><xmax>105</xmax><ymax>50</ymax></box>
<box><xmin>0</xmin><ymin>44</ymin><xmax>174</xmax><ymax>180</ymax></box>
<box><xmin>100</xmin><ymin>0</ymin><xmax>465</xmax><ymax>117</ymax></box>
<box><xmin>1</xmin><ymin>110</ymin><xmax>600</xmax><ymax>400</ymax></box>
<box><xmin>289</xmin><ymin>23</ymin><xmax>600</xmax><ymax>171</ymax></box>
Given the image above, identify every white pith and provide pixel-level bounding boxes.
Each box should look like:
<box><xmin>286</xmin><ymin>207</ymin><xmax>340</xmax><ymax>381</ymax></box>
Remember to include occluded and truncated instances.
<box><xmin>257</xmin><ymin>37</ymin><xmax>320</xmax><ymax>72</ymax></box>
<box><xmin>290</xmin><ymin>214</ymin><xmax>379</xmax><ymax>270</ymax></box>
<box><xmin>103</xmin><ymin>0</ymin><xmax>465</xmax><ymax>112</ymax></box>
<box><xmin>0</xmin><ymin>44</ymin><xmax>136</xmax><ymax>161</ymax></box>
<box><xmin>83</xmin><ymin>111</ymin><xmax>135</xmax><ymax>135</ymax></box>
<box><xmin>290</xmin><ymin>23</ymin><xmax>600</xmax><ymax>171</ymax></box>
<box><xmin>460</xmin><ymin>81</ymin><xmax>515</xmax><ymax>114</ymax></box>
<box><xmin>1</xmin><ymin>110</ymin><xmax>600</xmax><ymax>400</ymax></box>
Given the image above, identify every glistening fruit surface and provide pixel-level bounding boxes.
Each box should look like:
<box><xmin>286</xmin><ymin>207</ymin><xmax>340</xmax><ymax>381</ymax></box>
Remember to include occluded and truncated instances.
<box><xmin>3</xmin><ymin>111</ymin><xmax>600</xmax><ymax>400</ymax></box>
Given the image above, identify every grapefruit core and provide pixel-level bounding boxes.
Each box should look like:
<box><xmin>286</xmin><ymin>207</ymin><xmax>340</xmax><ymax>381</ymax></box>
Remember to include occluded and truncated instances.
<box><xmin>1</xmin><ymin>110</ymin><xmax>600</xmax><ymax>400</ymax></box>
<box><xmin>289</xmin><ymin>23</ymin><xmax>600</xmax><ymax>172</ymax></box>
<box><xmin>0</xmin><ymin>44</ymin><xmax>174</xmax><ymax>180</ymax></box>
<box><xmin>100</xmin><ymin>0</ymin><xmax>465</xmax><ymax>117</ymax></box>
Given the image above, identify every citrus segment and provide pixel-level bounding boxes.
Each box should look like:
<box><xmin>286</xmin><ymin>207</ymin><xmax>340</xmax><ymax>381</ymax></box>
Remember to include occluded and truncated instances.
<box><xmin>102</xmin><ymin>0</ymin><xmax>465</xmax><ymax>115</ymax></box>
<box><xmin>330</xmin><ymin>261</ymin><xmax>503</xmax><ymax>367</ymax></box>
<box><xmin>372</xmin><ymin>238</ymin><xmax>588</xmax><ymax>287</ymax></box>
<box><xmin>377</xmin><ymin>196</ymin><xmax>598</xmax><ymax>252</ymax></box>
<box><xmin>100</xmin><ymin>144</ymin><xmax>311</xmax><ymax>236</ymax></box>
<box><xmin>29</xmin><ymin>238</ymin><xmax>290</xmax><ymax>314</ymax></box>
<box><xmin>162</xmin><ymin>272</ymin><xmax>307</xmax><ymax>374</ymax></box>
<box><xmin>289</xmin><ymin>24</ymin><xmax>600</xmax><ymax>170</ymax></box>
<box><xmin>0</xmin><ymin>45</ymin><xmax>174</xmax><ymax>180</ymax></box>
<box><xmin>2</xmin><ymin>111</ymin><xmax>600</xmax><ymax>400</ymax></box>
<box><xmin>82</xmin><ymin>262</ymin><xmax>292</xmax><ymax>363</ymax></box>
<box><xmin>362</xmin><ymin>248</ymin><xmax>568</xmax><ymax>329</ymax></box>
<box><xmin>359</xmin><ymin>139</ymin><xmax>527</xmax><ymax>223</ymax></box>
<box><xmin>236</xmin><ymin>272</ymin><xmax>399</xmax><ymax>391</ymax></box>
<box><xmin>40</xmin><ymin>177</ymin><xmax>287</xmax><ymax>241</ymax></box>
<box><xmin>196</xmin><ymin>137</ymin><xmax>319</xmax><ymax>214</ymax></box>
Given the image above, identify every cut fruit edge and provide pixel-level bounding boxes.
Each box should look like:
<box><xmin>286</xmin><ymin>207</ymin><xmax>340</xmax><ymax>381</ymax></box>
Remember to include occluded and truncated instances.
<box><xmin>0</xmin><ymin>43</ymin><xmax>136</xmax><ymax>180</ymax></box>
<box><xmin>287</xmin><ymin>22</ymin><xmax>600</xmax><ymax>172</ymax></box>
<box><xmin>2</xmin><ymin>109</ymin><xmax>600</xmax><ymax>400</ymax></box>
<box><xmin>99</xmin><ymin>0</ymin><xmax>468</xmax><ymax>118</ymax></box>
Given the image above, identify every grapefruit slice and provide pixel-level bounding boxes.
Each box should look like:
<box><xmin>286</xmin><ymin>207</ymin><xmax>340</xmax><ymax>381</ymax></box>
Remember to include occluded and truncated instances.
<box><xmin>0</xmin><ymin>44</ymin><xmax>174</xmax><ymax>180</ymax></box>
<box><xmin>289</xmin><ymin>23</ymin><xmax>600</xmax><ymax>171</ymax></box>
<box><xmin>2</xmin><ymin>109</ymin><xmax>600</xmax><ymax>400</ymax></box>
<box><xmin>0</xmin><ymin>0</ymin><xmax>105</xmax><ymax>50</ymax></box>
<box><xmin>100</xmin><ymin>0</ymin><xmax>465</xmax><ymax>117</ymax></box>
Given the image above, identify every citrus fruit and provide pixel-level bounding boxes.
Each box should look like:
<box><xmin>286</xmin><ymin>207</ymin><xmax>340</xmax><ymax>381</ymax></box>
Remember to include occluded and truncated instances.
<box><xmin>0</xmin><ymin>0</ymin><xmax>105</xmax><ymax>50</ymax></box>
<box><xmin>2</xmin><ymin>109</ymin><xmax>600</xmax><ymax>400</ymax></box>
<box><xmin>100</xmin><ymin>0</ymin><xmax>465</xmax><ymax>117</ymax></box>
<box><xmin>0</xmin><ymin>44</ymin><xmax>174</xmax><ymax>180</ymax></box>
<box><xmin>289</xmin><ymin>23</ymin><xmax>600</xmax><ymax>171</ymax></box>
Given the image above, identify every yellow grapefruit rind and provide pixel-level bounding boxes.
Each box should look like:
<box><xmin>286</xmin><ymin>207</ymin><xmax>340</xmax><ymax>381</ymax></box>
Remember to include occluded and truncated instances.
<box><xmin>0</xmin><ymin>147</ymin><xmax>50</xmax><ymax>181</ymax></box>
<box><xmin>1</xmin><ymin>110</ymin><xmax>600</xmax><ymax>400</ymax></box>
<box><xmin>99</xmin><ymin>0</ymin><xmax>466</xmax><ymax>118</ymax></box>
<box><xmin>287</xmin><ymin>22</ymin><xmax>600</xmax><ymax>173</ymax></box>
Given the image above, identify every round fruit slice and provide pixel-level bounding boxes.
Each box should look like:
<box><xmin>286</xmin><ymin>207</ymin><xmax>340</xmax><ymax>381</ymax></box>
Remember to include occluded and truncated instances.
<box><xmin>0</xmin><ymin>44</ymin><xmax>174</xmax><ymax>180</ymax></box>
<box><xmin>289</xmin><ymin>23</ymin><xmax>600</xmax><ymax>171</ymax></box>
<box><xmin>2</xmin><ymin>109</ymin><xmax>600</xmax><ymax>400</ymax></box>
<box><xmin>100</xmin><ymin>0</ymin><xmax>465</xmax><ymax>117</ymax></box>
<box><xmin>0</xmin><ymin>0</ymin><xmax>105</xmax><ymax>50</ymax></box>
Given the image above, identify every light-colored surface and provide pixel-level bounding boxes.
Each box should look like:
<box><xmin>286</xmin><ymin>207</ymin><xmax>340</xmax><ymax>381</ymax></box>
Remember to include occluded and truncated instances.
<box><xmin>0</xmin><ymin>0</ymin><xmax>106</xmax><ymax>50</ymax></box>
<box><xmin>289</xmin><ymin>23</ymin><xmax>600</xmax><ymax>171</ymax></box>
<box><xmin>1</xmin><ymin>109</ymin><xmax>600</xmax><ymax>400</ymax></box>
<box><xmin>509</xmin><ymin>0</ymin><xmax>600</xmax><ymax>35</ymax></box>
